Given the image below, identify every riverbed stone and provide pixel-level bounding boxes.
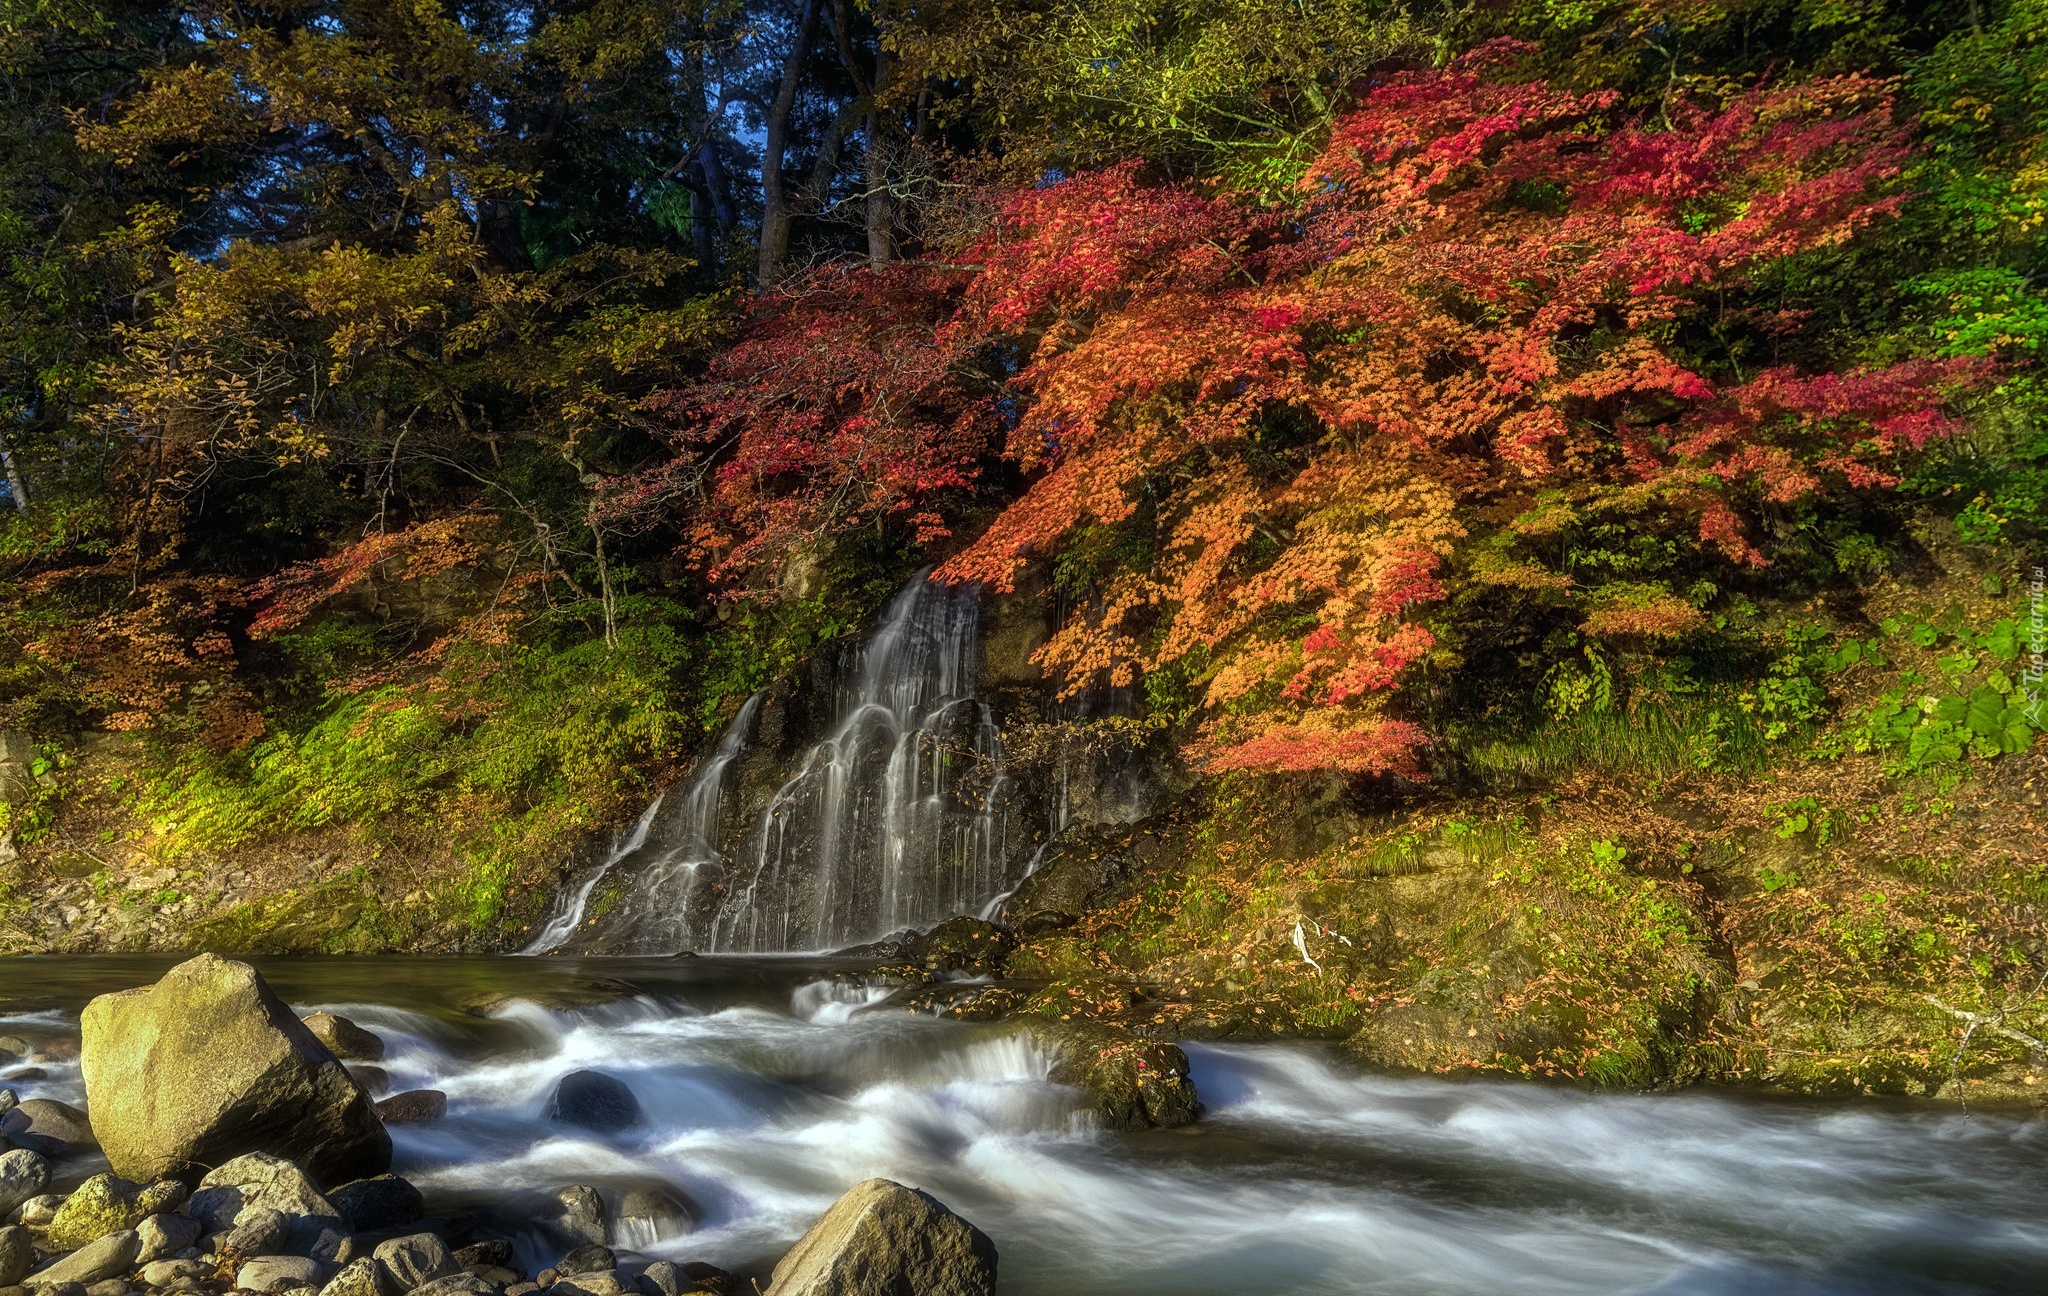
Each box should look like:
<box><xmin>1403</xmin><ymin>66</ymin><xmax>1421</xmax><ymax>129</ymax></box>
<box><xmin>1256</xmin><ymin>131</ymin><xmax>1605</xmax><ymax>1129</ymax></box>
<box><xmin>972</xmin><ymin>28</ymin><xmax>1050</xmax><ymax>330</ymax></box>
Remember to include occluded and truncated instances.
<box><xmin>373</xmin><ymin>1234</ymin><xmax>457</xmax><ymax>1291</ymax></box>
<box><xmin>327</xmin><ymin>1177</ymin><xmax>422</xmax><ymax>1233</ymax></box>
<box><xmin>300</xmin><ymin>1016</ymin><xmax>385</xmax><ymax>1064</ymax></box>
<box><xmin>317</xmin><ymin>1257</ymin><xmax>387</xmax><ymax>1296</ymax></box>
<box><xmin>544</xmin><ymin>1188</ymin><xmax>607</xmax><ymax>1247</ymax></box>
<box><xmin>30</xmin><ymin>1231</ymin><xmax>140</xmax><ymax>1286</ymax></box>
<box><xmin>82</xmin><ymin>1279</ymin><xmax>129</xmax><ymax>1296</ymax></box>
<box><xmin>630</xmin><ymin>1264</ymin><xmax>687</xmax><ymax>1296</ymax></box>
<box><xmin>139</xmin><ymin>1260</ymin><xmax>207</xmax><ymax>1287</ymax></box>
<box><xmin>371</xmin><ymin>1093</ymin><xmax>445</xmax><ymax>1126</ymax></box>
<box><xmin>78</xmin><ymin>955</ymin><xmax>391</xmax><ymax>1185</ymax></box>
<box><xmin>0</xmin><ymin>1150</ymin><xmax>49</xmax><ymax>1219</ymax></box>
<box><xmin>0</xmin><ymin>1101</ymin><xmax>94</xmax><ymax>1159</ymax></box>
<box><xmin>46</xmin><ymin>1175</ymin><xmax>185</xmax><ymax>1249</ymax></box>
<box><xmin>13</xmin><ymin>1196</ymin><xmax>59</xmax><ymax>1227</ymax></box>
<box><xmin>762</xmin><ymin>1179</ymin><xmax>996</xmax><ymax>1296</ymax></box>
<box><xmin>29</xmin><ymin>1283</ymin><xmax>86</xmax><ymax>1296</ymax></box>
<box><xmin>548</xmin><ymin>1273</ymin><xmax>626</xmax><ymax>1296</ymax></box>
<box><xmin>0</xmin><ymin>1226</ymin><xmax>30</xmax><ymax>1287</ymax></box>
<box><xmin>135</xmin><ymin>1212</ymin><xmax>202</xmax><ymax>1264</ymax></box>
<box><xmin>201</xmin><ymin>1153</ymin><xmax>343</xmax><ymax>1221</ymax></box>
<box><xmin>553</xmin><ymin>1246</ymin><xmax>611</xmax><ymax>1279</ymax></box>
<box><xmin>1039</xmin><ymin>1025</ymin><xmax>1198</xmax><ymax>1130</ymax></box>
<box><xmin>238</xmin><ymin>1255</ymin><xmax>322</xmax><ymax>1291</ymax></box>
<box><xmin>544</xmin><ymin>1073</ymin><xmax>638</xmax><ymax>1135</ymax></box>
<box><xmin>218</xmin><ymin>1207</ymin><xmax>290</xmax><ymax>1257</ymax></box>
<box><xmin>411</xmin><ymin>1275</ymin><xmax>497</xmax><ymax>1296</ymax></box>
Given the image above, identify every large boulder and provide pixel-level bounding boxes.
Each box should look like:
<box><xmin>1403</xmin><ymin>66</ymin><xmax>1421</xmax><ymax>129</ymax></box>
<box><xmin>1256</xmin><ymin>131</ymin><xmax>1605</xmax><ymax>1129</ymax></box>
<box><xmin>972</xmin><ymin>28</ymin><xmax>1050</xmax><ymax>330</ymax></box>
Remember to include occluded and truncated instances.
<box><xmin>373</xmin><ymin>1233</ymin><xmax>457</xmax><ymax>1290</ymax></box>
<box><xmin>1038</xmin><ymin>1024</ymin><xmax>1198</xmax><ymax>1130</ymax></box>
<box><xmin>763</xmin><ymin>1179</ymin><xmax>996</xmax><ymax>1296</ymax></box>
<box><xmin>545</xmin><ymin>1072</ymin><xmax>640</xmax><ymax>1134</ymax></box>
<box><xmin>195</xmin><ymin>1153</ymin><xmax>344</xmax><ymax>1223</ymax></box>
<box><xmin>79</xmin><ymin>954</ymin><xmax>390</xmax><ymax>1185</ymax></box>
<box><xmin>0</xmin><ymin>1147</ymin><xmax>50</xmax><ymax>1218</ymax></box>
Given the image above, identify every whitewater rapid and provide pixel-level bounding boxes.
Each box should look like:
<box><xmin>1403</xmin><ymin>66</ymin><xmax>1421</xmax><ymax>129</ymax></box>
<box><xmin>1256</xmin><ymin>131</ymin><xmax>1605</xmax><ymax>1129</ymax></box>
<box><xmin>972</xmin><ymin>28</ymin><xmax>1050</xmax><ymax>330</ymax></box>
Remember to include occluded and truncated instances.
<box><xmin>5</xmin><ymin>960</ymin><xmax>2046</xmax><ymax>1295</ymax></box>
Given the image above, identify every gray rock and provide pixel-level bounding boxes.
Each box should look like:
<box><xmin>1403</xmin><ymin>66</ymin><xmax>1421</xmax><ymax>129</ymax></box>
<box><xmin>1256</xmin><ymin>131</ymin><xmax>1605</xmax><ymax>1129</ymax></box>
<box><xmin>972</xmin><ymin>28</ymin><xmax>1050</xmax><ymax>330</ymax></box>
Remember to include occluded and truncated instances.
<box><xmin>138</xmin><ymin>1260</ymin><xmax>208</xmax><ymax>1287</ymax></box>
<box><xmin>0</xmin><ymin>1102</ymin><xmax>93</xmax><ymax>1159</ymax></box>
<box><xmin>78</xmin><ymin>955</ymin><xmax>390</xmax><ymax>1185</ymax></box>
<box><xmin>317</xmin><ymin>1257</ymin><xmax>388</xmax><ymax>1296</ymax></box>
<box><xmin>632</xmin><ymin>1263</ymin><xmax>687</xmax><ymax>1296</ymax></box>
<box><xmin>0</xmin><ymin>1151</ymin><xmax>49</xmax><ymax>1220</ymax></box>
<box><xmin>373</xmin><ymin>1235</ymin><xmax>457</xmax><ymax>1291</ymax></box>
<box><xmin>762</xmin><ymin>1179</ymin><xmax>996</xmax><ymax>1296</ymax></box>
<box><xmin>81</xmin><ymin>1280</ymin><xmax>127</xmax><ymax>1296</ymax></box>
<box><xmin>303</xmin><ymin>1226</ymin><xmax>353</xmax><ymax>1266</ymax></box>
<box><xmin>547</xmin><ymin>1273</ymin><xmax>627</xmax><ymax>1296</ymax></box>
<box><xmin>467</xmin><ymin>1268</ymin><xmax>517</xmax><ymax>1289</ymax></box>
<box><xmin>184</xmin><ymin>1185</ymin><xmax>246</xmax><ymax>1235</ymax></box>
<box><xmin>545</xmin><ymin>1188</ymin><xmax>607</xmax><ymax>1248</ymax></box>
<box><xmin>410</xmin><ymin>1276</ymin><xmax>497</xmax><ymax>1296</ymax></box>
<box><xmin>28</xmin><ymin>1283</ymin><xmax>86</xmax><ymax>1296</ymax></box>
<box><xmin>30</xmin><ymin>1230</ymin><xmax>141</xmax><ymax>1286</ymax></box>
<box><xmin>554</xmin><ymin>1247</ymin><xmax>611</xmax><ymax>1279</ymax></box>
<box><xmin>220</xmin><ymin>1207</ymin><xmax>290</xmax><ymax>1257</ymax></box>
<box><xmin>199</xmin><ymin>1154</ymin><xmax>342</xmax><ymax>1222</ymax></box>
<box><xmin>134</xmin><ymin>1213</ymin><xmax>202</xmax><ymax>1264</ymax></box>
<box><xmin>327</xmin><ymin>1178</ymin><xmax>422</xmax><ymax>1234</ymax></box>
<box><xmin>0</xmin><ymin>1225</ymin><xmax>30</xmax><ymax>1287</ymax></box>
<box><xmin>504</xmin><ymin>1285</ymin><xmax>541</xmax><ymax>1296</ymax></box>
<box><xmin>0</xmin><ymin>1043</ymin><xmax>23</xmax><ymax>1065</ymax></box>
<box><xmin>612</xmin><ymin>1188</ymin><xmax>692</xmax><ymax>1245</ymax></box>
<box><xmin>544</xmin><ymin>1073</ymin><xmax>639</xmax><ymax>1135</ymax></box>
<box><xmin>13</xmin><ymin>1195</ymin><xmax>59</xmax><ymax>1227</ymax></box>
<box><xmin>299</xmin><ymin>1015</ymin><xmax>385</xmax><ymax>1064</ymax></box>
<box><xmin>0</xmin><ymin>1087</ymin><xmax>15</xmax><ymax>1112</ymax></box>
<box><xmin>449</xmin><ymin>1243</ymin><xmax>507</xmax><ymax>1271</ymax></box>
<box><xmin>371</xmin><ymin>1092</ymin><xmax>445</xmax><ymax>1126</ymax></box>
<box><xmin>238</xmin><ymin>1255</ymin><xmax>323</xmax><ymax>1292</ymax></box>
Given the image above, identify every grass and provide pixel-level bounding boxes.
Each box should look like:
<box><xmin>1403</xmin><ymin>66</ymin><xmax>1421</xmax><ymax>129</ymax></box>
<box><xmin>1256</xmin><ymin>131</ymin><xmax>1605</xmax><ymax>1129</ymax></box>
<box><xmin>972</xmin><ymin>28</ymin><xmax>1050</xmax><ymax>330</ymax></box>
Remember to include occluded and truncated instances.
<box><xmin>1451</xmin><ymin>693</ymin><xmax>1778</xmax><ymax>784</ymax></box>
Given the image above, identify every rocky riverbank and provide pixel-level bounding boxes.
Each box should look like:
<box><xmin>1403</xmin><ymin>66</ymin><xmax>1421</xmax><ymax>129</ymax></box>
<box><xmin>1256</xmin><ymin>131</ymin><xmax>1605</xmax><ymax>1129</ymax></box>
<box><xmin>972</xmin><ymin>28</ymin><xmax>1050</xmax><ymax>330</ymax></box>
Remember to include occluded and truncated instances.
<box><xmin>0</xmin><ymin>957</ymin><xmax>999</xmax><ymax>1296</ymax></box>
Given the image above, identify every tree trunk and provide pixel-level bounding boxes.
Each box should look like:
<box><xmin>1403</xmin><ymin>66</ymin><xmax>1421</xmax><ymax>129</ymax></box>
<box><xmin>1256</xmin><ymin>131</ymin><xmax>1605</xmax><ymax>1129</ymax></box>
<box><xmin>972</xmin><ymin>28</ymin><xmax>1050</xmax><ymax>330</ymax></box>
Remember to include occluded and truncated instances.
<box><xmin>758</xmin><ymin>0</ymin><xmax>824</xmax><ymax>285</ymax></box>
<box><xmin>0</xmin><ymin>425</ymin><xmax>28</xmax><ymax>512</ymax></box>
<box><xmin>862</xmin><ymin>49</ymin><xmax>894</xmax><ymax>264</ymax></box>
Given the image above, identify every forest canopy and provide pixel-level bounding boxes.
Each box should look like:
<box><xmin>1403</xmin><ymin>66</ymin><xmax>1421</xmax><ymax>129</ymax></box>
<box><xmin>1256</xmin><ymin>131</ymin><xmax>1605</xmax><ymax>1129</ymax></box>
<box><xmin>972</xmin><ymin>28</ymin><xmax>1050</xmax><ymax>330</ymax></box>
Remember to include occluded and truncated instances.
<box><xmin>1</xmin><ymin>0</ymin><xmax>2043</xmax><ymax>879</ymax></box>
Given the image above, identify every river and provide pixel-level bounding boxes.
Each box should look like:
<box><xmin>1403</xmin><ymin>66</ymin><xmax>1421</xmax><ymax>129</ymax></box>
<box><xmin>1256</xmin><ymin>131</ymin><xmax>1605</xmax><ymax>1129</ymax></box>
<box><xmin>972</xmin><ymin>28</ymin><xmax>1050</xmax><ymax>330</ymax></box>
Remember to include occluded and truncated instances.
<box><xmin>3</xmin><ymin>955</ymin><xmax>2044</xmax><ymax>1295</ymax></box>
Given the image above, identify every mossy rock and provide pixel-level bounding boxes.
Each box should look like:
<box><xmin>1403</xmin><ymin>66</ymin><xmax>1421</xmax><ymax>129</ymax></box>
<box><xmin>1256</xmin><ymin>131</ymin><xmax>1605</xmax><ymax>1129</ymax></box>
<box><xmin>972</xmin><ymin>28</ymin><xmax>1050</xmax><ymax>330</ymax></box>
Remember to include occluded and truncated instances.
<box><xmin>45</xmin><ymin>1173</ymin><xmax>184</xmax><ymax>1249</ymax></box>
<box><xmin>1031</xmin><ymin>1021</ymin><xmax>1198</xmax><ymax>1130</ymax></box>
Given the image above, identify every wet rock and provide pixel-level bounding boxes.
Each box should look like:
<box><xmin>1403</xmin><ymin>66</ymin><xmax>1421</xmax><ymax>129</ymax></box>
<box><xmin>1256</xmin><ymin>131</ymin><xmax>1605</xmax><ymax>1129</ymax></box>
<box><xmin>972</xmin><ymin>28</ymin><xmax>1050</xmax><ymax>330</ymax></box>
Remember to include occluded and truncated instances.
<box><xmin>1038</xmin><ymin>1025</ymin><xmax>1198</xmax><ymax>1130</ymax></box>
<box><xmin>763</xmin><ymin>1179</ymin><xmax>996</xmax><ymax>1296</ymax></box>
<box><xmin>29</xmin><ymin>1230</ymin><xmax>141</xmax><ymax>1286</ymax></box>
<box><xmin>0</xmin><ymin>1225</ymin><xmax>29</xmax><ymax>1287</ymax></box>
<box><xmin>317</xmin><ymin>1256</ymin><xmax>388</xmax><ymax>1296</ymax></box>
<box><xmin>0</xmin><ymin>1042</ymin><xmax>25</xmax><ymax>1065</ymax></box>
<box><xmin>631</xmin><ymin>1264</ymin><xmax>686</xmax><ymax>1296</ymax></box>
<box><xmin>897</xmin><ymin>917</ymin><xmax>1013</xmax><ymax>977</ymax></box>
<box><xmin>238</xmin><ymin>1256</ymin><xmax>323</xmax><ymax>1292</ymax></box>
<box><xmin>0</xmin><ymin>1100</ymin><xmax>94</xmax><ymax>1158</ymax></box>
<box><xmin>79</xmin><ymin>955</ymin><xmax>391</xmax><ymax>1185</ymax></box>
<box><xmin>450</xmin><ymin>1243</ymin><xmax>508</xmax><ymax>1272</ymax></box>
<box><xmin>135</xmin><ymin>1214</ymin><xmax>203</xmax><ymax>1265</ymax></box>
<box><xmin>544</xmin><ymin>1074</ymin><xmax>638</xmax><ymax>1135</ymax></box>
<box><xmin>673</xmin><ymin>1264</ymin><xmax>735</xmax><ymax>1296</ymax></box>
<box><xmin>345</xmin><ymin>1068</ymin><xmax>391</xmax><ymax>1100</ymax></box>
<box><xmin>543</xmin><ymin>1188</ymin><xmax>607</xmax><ymax>1248</ymax></box>
<box><xmin>612</xmin><ymin>1188</ymin><xmax>692</xmax><ymax>1245</ymax></box>
<box><xmin>997</xmin><ymin>825</ymin><xmax>1156</xmax><ymax>934</ymax></box>
<box><xmin>0</xmin><ymin>1149</ymin><xmax>50</xmax><ymax>1218</ymax></box>
<box><xmin>373</xmin><ymin>1234</ymin><xmax>457</xmax><ymax>1291</ymax></box>
<box><xmin>372</xmin><ymin>1092</ymin><xmax>446</xmax><ymax>1126</ymax></box>
<box><xmin>300</xmin><ymin>1015</ymin><xmax>385</xmax><ymax>1064</ymax></box>
<box><xmin>554</xmin><ymin>1246</ymin><xmax>611</xmax><ymax>1279</ymax></box>
<box><xmin>46</xmin><ymin>1174</ymin><xmax>185</xmax><ymax>1249</ymax></box>
<box><xmin>138</xmin><ymin>1260</ymin><xmax>207</xmax><ymax>1287</ymax></box>
<box><xmin>328</xmin><ymin>1177</ymin><xmax>424</xmax><ymax>1233</ymax></box>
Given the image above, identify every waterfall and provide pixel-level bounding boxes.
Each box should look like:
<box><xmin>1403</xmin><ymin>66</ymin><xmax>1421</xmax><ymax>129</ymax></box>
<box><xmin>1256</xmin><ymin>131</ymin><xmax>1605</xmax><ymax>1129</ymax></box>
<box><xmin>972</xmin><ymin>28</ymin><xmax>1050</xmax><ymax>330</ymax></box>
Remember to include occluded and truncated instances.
<box><xmin>529</xmin><ymin>574</ymin><xmax>1024</xmax><ymax>955</ymax></box>
<box><xmin>707</xmin><ymin>575</ymin><xmax>1014</xmax><ymax>951</ymax></box>
<box><xmin>522</xmin><ymin>691</ymin><xmax>763</xmax><ymax>955</ymax></box>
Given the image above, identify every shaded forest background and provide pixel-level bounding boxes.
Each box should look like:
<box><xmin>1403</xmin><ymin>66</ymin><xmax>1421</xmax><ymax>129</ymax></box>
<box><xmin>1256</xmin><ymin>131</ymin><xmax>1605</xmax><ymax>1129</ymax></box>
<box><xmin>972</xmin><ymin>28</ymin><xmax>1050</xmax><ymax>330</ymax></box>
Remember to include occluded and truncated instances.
<box><xmin>1</xmin><ymin>0</ymin><xmax>2044</xmax><ymax>954</ymax></box>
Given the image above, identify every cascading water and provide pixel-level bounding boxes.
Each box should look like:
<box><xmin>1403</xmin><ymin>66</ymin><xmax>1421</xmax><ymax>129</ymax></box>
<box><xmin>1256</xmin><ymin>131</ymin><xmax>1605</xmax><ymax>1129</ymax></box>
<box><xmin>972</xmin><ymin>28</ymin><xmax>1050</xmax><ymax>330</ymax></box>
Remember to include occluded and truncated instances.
<box><xmin>707</xmin><ymin>575</ymin><xmax>1015</xmax><ymax>951</ymax></box>
<box><xmin>524</xmin><ymin>692</ymin><xmax>764</xmax><ymax>955</ymax></box>
<box><xmin>533</xmin><ymin>574</ymin><xmax>1025</xmax><ymax>954</ymax></box>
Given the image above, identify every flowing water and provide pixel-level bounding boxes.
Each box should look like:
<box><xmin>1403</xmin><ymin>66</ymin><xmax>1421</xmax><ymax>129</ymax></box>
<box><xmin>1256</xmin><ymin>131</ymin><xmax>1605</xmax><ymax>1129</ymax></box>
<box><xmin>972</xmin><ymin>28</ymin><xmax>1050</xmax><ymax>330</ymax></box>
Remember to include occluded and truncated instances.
<box><xmin>531</xmin><ymin>576</ymin><xmax>1024</xmax><ymax>956</ymax></box>
<box><xmin>5</xmin><ymin>956</ymin><xmax>2046</xmax><ymax>1296</ymax></box>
